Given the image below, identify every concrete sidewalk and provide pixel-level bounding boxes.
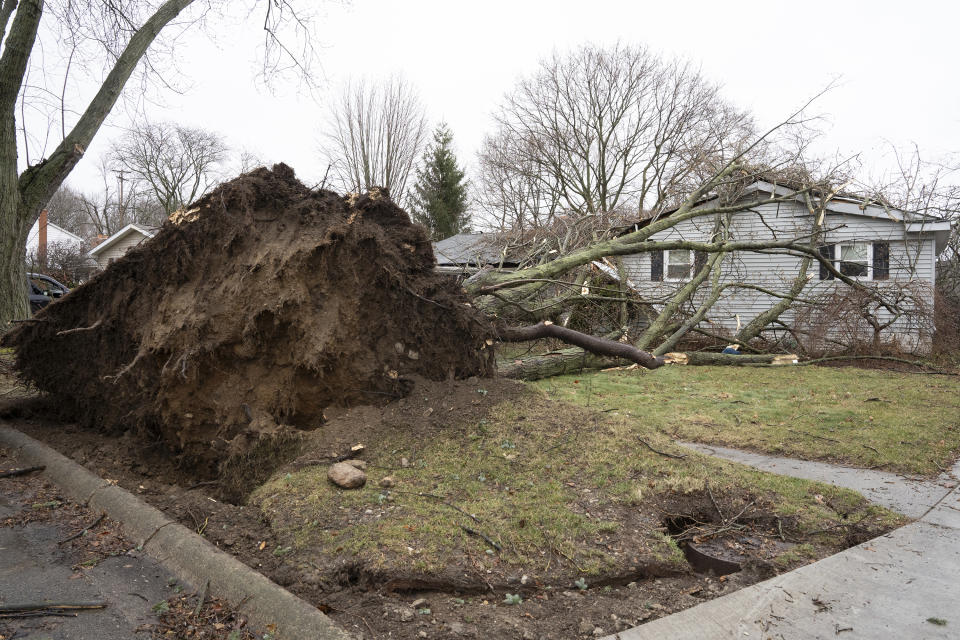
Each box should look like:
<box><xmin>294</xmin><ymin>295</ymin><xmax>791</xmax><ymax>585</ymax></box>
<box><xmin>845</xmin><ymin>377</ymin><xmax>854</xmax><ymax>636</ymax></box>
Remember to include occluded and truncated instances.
<box><xmin>604</xmin><ymin>447</ymin><xmax>960</xmax><ymax>639</ymax></box>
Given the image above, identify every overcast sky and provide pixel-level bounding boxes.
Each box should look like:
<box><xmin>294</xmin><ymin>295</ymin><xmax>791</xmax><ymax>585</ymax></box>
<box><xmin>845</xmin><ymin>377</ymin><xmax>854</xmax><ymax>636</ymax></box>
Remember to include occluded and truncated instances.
<box><xmin>66</xmin><ymin>0</ymin><xmax>959</xmax><ymax>193</ymax></box>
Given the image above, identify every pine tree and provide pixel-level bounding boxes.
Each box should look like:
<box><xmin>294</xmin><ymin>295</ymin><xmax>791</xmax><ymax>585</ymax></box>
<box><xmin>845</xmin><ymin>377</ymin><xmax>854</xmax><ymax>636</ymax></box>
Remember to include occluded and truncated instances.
<box><xmin>410</xmin><ymin>124</ymin><xmax>470</xmax><ymax>241</ymax></box>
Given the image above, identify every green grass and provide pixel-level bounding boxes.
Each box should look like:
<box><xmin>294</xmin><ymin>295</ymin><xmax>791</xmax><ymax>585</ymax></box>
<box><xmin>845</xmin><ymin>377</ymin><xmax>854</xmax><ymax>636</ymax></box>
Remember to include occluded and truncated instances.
<box><xmin>536</xmin><ymin>366</ymin><xmax>960</xmax><ymax>476</ymax></box>
<box><xmin>252</xmin><ymin>386</ymin><xmax>904</xmax><ymax>581</ymax></box>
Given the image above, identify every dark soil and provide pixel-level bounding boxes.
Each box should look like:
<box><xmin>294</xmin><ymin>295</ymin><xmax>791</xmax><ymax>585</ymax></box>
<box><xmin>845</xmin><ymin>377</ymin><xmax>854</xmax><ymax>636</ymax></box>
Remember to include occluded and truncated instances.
<box><xmin>1</xmin><ymin>381</ymin><xmax>850</xmax><ymax>640</ymax></box>
<box><xmin>2</xmin><ymin>165</ymin><xmax>493</xmax><ymax>487</ymax></box>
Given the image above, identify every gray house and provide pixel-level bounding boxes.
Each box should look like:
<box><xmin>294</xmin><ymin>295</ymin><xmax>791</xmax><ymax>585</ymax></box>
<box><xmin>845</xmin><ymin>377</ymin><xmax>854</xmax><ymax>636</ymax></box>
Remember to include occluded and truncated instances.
<box><xmin>616</xmin><ymin>181</ymin><xmax>951</xmax><ymax>353</ymax></box>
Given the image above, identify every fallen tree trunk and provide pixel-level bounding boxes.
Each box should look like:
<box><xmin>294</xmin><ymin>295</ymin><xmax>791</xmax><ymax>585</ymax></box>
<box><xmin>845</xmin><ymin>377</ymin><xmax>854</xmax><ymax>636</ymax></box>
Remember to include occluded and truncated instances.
<box><xmin>671</xmin><ymin>352</ymin><xmax>798</xmax><ymax>366</ymax></box>
<box><xmin>496</xmin><ymin>322</ymin><xmax>797</xmax><ymax>379</ymax></box>
<box><xmin>499</xmin><ymin>322</ymin><xmax>665</xmax><ymax>370</ymax></box>
<box><xmin>498</xmin><ymin>348</ymin><xmax>620</xmax><ymax>381</ymax></box>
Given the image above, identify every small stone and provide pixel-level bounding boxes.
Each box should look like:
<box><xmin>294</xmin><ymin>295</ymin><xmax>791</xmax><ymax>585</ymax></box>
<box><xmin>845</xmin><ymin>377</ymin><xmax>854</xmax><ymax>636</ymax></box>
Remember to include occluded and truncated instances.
<box><xmin>397</xmin><ymin>607</ymin><xmax>415</xmax><ymax>622</ymax></box>
<box><xmin>328</xmin><ymin>462</ymin><xmax>366</xmax><ymax>489</ymax></box>
<box><xmin>649</xmin><ymin>603</ymin><xmax>665</xmax><ymax>611</ymax></box>
<box><xmin>411</xmin><ymin>598</ymin><xmax>428</xmax><ymax>608</ymax></box>
<box><xmin>562</xmin><ymin>591</ymin><xmax>577</xmax><ymax>598</ymax></box>
<box><xmin>522</xmin><ymin>631</ymin><xmax>536</xmax><ymax>640</ymax></box>
<box><xmin>592</xmin><ymin>628</ymin><xmax>605</xmax><ymax>637</ymax></box>
<box><xmin>578</xmin><ymin>620</ymin><xmax>593</xmax><ymax>634</ymax></box>
<box><xmin>345</xmin><ymin>459</ymin><xmax>367</xmax><ymax>470</ymax></box>
<box><xmin>401</xmin><ymin>457</ymin><xmax>410</xmax><ymax>468</ymax></box>
<box><xmin>626</xmin><ymin>581</ymin><xmax>637</xmax><ymax>589</ymax></box>
<box><xmin>380</xmin><ymin>476</ymin><xmax>396</xmax><ymax>488</ymax></box>
<box><xmin>418</xmin><ymin>632</ymin><xmax>428</xmax><ymax>638</ymax></box>
<box><xmin>520</xmin><ymin>574</ymin><xmax>530</xmax><ymax>585</ymax></box>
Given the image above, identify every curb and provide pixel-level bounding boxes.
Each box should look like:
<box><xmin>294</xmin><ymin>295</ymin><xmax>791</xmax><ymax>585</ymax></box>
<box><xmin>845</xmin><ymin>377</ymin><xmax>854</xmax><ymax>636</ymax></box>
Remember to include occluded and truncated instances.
<box><xmin>0</xmin><ymin>424</ymin><xmax>351</xmax><ymax>640</ymax></box>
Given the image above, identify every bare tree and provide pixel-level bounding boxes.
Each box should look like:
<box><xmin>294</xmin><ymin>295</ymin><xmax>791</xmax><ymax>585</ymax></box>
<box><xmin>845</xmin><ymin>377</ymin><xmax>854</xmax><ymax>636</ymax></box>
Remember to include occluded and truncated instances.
<box><xmin>0</xmin><ymin>0</ymin><xmax>318</xmax><ymax>326</ymax></box>
<box><xmin>112</xmin><ymin>121</ymin><xmax>227</xmax><ymax>216</ymax></box>
<box><xmin>321</xmin><ymin>76</ymin><xmax>428</xmax><ymax>199</ymax></box>
<box><xmin>477</xmin><ymin>43</ymin><xmax>754</xmax><ymax>228</ymax></box>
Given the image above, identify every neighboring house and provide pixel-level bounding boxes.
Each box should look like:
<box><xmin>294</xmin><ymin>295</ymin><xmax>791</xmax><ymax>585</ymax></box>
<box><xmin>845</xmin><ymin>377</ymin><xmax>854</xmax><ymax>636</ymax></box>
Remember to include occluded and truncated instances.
<box><xmin>433</xmin><ymin>233</ymin><xmax>520</xmax><ymax>274</ymax></box>
<box><xmin>25</xmin><ymin>212</ymin><xmax>84</xmax><ymax>265</ymax></box>
<box><xmin>88</xmin><ymin>223</ymin><xmax>157</xmax><ymax>270</ymax></box>
<box><xmin>615</xmin><ymin>181</ymin><xmax>951</xmax><ymax>353</ymax></box>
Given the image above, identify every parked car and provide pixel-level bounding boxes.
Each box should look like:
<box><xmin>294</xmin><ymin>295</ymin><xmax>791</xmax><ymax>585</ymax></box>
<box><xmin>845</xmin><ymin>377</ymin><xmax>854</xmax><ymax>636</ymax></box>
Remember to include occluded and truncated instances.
<box><xmin>27</xmin><ymin>273</ymin><xmax>70</xmax><ymax>313</ymax></box>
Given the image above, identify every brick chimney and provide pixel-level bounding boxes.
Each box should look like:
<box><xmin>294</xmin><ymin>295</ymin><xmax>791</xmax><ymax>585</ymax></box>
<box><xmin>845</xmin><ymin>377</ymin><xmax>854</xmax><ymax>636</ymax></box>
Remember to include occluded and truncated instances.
<box><xmin>38</xmin><ymin>209</ymin><xmax>48</xmax><ymax>269</ymax></box>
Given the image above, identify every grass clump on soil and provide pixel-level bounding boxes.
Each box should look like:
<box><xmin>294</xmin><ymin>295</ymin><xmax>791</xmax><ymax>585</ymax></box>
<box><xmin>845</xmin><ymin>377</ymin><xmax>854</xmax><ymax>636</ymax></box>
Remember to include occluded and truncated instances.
<box><xmin>538</xmin><ymin>366</ymin><xmax>960</xmax><ymax>477</ymax></box>
<box><xmin>251</xmin><ymin>385</ymin><xmax>903</xmax><ymax>587</ymax></box>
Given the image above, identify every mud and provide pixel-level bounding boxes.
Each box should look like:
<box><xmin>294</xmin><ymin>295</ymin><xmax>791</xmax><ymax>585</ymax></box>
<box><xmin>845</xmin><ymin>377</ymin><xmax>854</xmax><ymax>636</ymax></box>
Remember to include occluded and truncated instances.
<box><xmin>3</xmin><ymin>165</ymin><xmax>493</xmax><ymax>480</ymax></box>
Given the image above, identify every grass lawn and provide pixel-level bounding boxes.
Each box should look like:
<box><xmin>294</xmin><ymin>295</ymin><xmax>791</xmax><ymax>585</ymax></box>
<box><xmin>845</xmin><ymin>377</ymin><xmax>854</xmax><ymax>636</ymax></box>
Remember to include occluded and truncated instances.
<box><xmin>252</xmin><ymin>385</ymin><xmax>903</xmax><ymax>584</ymax></box>
<box><xmin>536</xmin><ymin>365</ymin><xmax>960</xmax><ymax>477</ymax></box>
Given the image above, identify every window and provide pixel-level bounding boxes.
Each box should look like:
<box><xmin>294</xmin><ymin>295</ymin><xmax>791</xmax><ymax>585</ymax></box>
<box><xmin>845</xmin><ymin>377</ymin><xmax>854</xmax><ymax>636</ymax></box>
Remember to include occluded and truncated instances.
<box><xmin>838</xmin><ymin>242</ymin><xmax>869</xmax><ymax>277</ymax></box>
<box><xmin>818</xmin><ymin>241</ymin><xmax>890</xmax><ymax>281</ymax></box>
<box><xmin>665</xmin><ymin>249</ymin><xmax>692</xmax><ymax>280</ymax></box>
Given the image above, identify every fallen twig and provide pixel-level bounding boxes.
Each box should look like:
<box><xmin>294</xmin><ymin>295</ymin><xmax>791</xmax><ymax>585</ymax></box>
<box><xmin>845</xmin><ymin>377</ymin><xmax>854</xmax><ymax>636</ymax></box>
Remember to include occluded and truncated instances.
<box><xmin>0</xmin><ymin>602</ymin><xmax>106</xmax><ymax>613</ymax></box>
<box><xmin>0</xmin><ymin>466</ymin><xmax>45</xmax><ymax>479</ymax></box>
<box><xmin>460</xmin><ymin>525</ymin><xmax>502</xmax><ymax>551</ymax></box>
<box><xmin>705</xmin><ymin>479</ymin><xmax>725</xmax><ymax>522</ymax></box>
<box><xmin>637</xmin><ymin>437</ymin><xmax>686</xmax><ymax>459</ymax></box>
<box><xmin>58</xmin><ymin>513</ymin><xmax>106</xmax><ymax>545</ymax></box>
<box><xmin>193</xmin><ymin>579</ymin><xmax>209</xmax><ymax>618</ymax></box>
<box><xmin>862</xmin><ymin>444</ymin><xmax>880</xmax><ymax>454</ymax></box>
<box><xmin>0</xmin><ymin>610</ymin><xmax>78</xmax><ymax>619</ymax></box>
<box><xmin>786</xmin><ymin>428</ymin><xmax>840</xmax><ymax>444</ymax></box>
<box><xmin>390</xmin><ymin>490</ymin><xmax>481</xmax><ymax>523</ymax></box>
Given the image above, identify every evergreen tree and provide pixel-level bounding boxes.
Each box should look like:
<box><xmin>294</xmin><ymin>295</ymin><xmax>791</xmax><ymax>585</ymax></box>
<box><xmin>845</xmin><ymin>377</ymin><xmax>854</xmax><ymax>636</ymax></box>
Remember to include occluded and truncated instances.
<box><xmin>410</xmin><ymin>124</ymin><xmax>470</xmax><ymax>240</ymax></box>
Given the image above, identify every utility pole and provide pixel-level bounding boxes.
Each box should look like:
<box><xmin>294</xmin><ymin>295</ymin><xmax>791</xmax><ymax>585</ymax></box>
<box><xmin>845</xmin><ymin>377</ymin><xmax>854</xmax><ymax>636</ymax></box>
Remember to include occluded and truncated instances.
<box><xmin>114</xmin><ymin>169</ymin><xmax>128</xmax><ymax>223</ymax></box>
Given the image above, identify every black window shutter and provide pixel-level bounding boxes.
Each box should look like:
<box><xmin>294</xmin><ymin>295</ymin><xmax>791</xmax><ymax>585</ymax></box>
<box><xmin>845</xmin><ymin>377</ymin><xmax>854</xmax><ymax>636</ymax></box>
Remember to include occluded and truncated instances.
<box><xmin>873</xmin><ymin>242</ymin><xmax>889</xmax><ymax>280</ymax></box>
<box><xmin>818</xmin><ymin>244</ymin><xmax>834</xmax><ymax>280</ymax></box>
<box><xmin>694</xmin><ymin>250</ymin><xmax>707</xmax><ymax>274</ymax></box>
<box><xmin>651</xmin><ymin>250</ymin><xmax>664</xmax><ymax>281</ymax></box>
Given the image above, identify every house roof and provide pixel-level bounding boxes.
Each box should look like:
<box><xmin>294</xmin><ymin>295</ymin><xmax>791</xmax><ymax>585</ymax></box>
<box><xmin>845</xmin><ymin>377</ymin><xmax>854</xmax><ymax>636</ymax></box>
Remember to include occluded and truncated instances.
<box><xmin>27</xmin><ymin>220</ymin><xmax>84</xmax><ymax>245</ymax></box>
<box><xmin>612</xmin><ymin>180</ymin><xmax>953</xmax><ymax>252</ymax></box>
<box><xmin>88</xmin><ymin>223</ymin><xmax>156</xmax><ymax>257</ymax></box>
<box><xmin>432</xmin><ymin>233</ymin><xmax>518</xmax><ymax>267</ymax></box>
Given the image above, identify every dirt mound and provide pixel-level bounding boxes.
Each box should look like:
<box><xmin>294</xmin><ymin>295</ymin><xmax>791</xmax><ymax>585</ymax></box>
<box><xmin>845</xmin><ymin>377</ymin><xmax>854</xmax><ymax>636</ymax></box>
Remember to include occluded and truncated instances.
<box><xmin>3</xmin><ymin>164</ymin><xmax>493</xmax><ymax>478</ymax></box>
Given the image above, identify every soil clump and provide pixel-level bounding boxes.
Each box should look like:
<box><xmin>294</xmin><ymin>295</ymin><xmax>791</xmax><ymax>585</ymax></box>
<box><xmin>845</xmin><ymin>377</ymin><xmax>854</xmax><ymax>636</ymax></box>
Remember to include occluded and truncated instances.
<box><xmin>3</xmin><ymin>165</ymin><xmax>493</xmax><ymax>482</ymax></box>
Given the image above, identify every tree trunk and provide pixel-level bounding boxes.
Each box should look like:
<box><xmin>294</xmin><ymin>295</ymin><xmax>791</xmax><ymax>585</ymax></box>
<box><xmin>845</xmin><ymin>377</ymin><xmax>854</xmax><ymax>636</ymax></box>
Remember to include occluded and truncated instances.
<box><xmin>0</xmin><ymin>201</ymin><xmax>30</xmax><ymax>326</ymax></box>
<box><xmin>498</xmin><ymin>348</ymin><xmax>619</xmax><ymax>380</ymax></box>
<box><xmin>498</xmin><ymin>347</ymin><xmax>796</xmax><ymax>380</ymax></box>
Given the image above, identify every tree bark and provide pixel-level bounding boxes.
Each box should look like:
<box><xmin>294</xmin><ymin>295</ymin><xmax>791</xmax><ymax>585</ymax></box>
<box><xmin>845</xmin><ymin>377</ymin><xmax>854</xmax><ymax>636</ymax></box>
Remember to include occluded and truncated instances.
<box><xmin>499</xmin><ymin>322</ymin><xmax>666</xmax><ymax>369</ymax></box>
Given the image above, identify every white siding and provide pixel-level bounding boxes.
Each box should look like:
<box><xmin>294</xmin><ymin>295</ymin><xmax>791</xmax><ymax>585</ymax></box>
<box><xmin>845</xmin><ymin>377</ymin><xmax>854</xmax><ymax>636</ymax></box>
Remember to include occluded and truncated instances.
<box><xmin>621</xmin><ymin>200</ymin><xmax>937</xmax><ymax>353</ymax></box>
<box><xmin>93</xmin><ymin>231</ymin><xmax>150</xmax><ymax>269</ymax></box>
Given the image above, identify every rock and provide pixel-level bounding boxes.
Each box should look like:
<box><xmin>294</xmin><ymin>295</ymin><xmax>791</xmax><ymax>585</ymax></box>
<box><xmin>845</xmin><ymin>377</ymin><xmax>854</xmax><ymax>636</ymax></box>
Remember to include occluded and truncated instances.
<box><xmin>520</xmin><ymin>574</ymin><xmax>530</xmax><ymax>585</ymax></box>
<box><xmin>346</xmin><ymin>459</ymin><xmax>367</xmax><ymax>470</ymax></box>
<box><xmin>380</xmin><ymin>476</ymin><xmax>396</xmax><ymax>488</ymax></box>
<box><xmin>411</xmin><ymin>598</ymin><xmax>428</xmax><ymax>608</ymax></box>
<box><xmin>592</xmin><ymin>628</ymin><xmax>605</xmax><ymax>637</ymax></box>
<box><xmin>328</xmin><ymin>462</ymin><xmax>366</xmax><ymax>489</ymax></box>
<box><xmin>397</xmin><ymin>607</ymin><xmax>415</xmax><ymax>622</ymax></box>
<box><xmin>521</xmin><ymin>631</ymin><xmax>536</xmax><ymax>640</ymax></box>
<box><xmin>578</xmin><ymin>620</ymin><xmax>593</xmax><ymax>634</ymax></box>
<box><xmin>400</xmin><ymin>457</ymin><xmax>410</xmax><ymax>468</ymax></box>
<box><xmin>418</xmin><ymin>632</ymin><xmax>428</xmax><ymax>638</ymax></box>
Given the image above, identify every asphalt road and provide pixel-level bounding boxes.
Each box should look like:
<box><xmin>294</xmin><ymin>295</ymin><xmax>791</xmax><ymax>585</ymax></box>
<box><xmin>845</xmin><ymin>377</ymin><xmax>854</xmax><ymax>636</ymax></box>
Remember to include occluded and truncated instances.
<box><xmin>0</xmin><ymin>457</ymin><xmax>177</xmax><ymax>640</ymax></box>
